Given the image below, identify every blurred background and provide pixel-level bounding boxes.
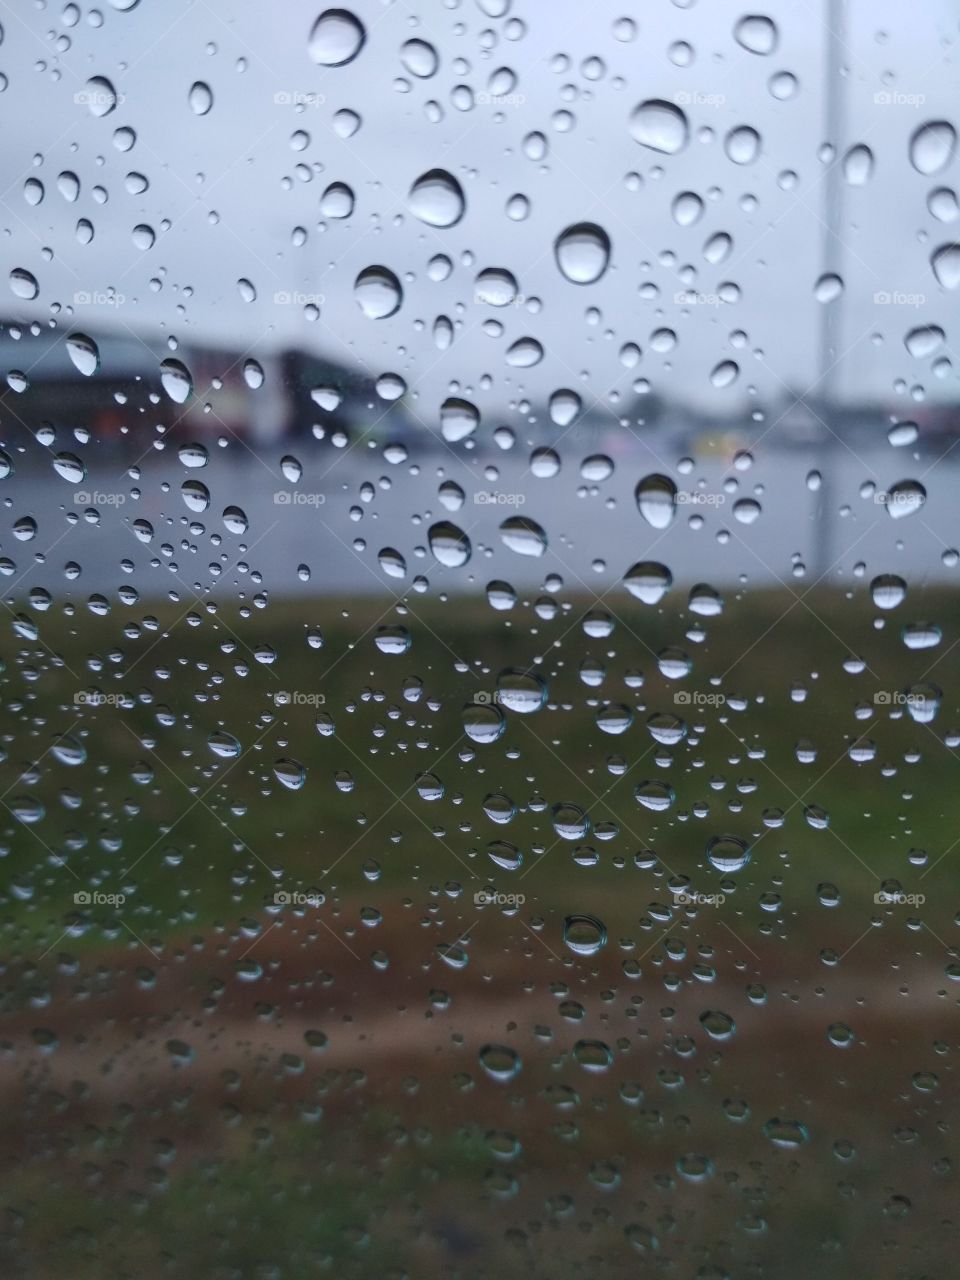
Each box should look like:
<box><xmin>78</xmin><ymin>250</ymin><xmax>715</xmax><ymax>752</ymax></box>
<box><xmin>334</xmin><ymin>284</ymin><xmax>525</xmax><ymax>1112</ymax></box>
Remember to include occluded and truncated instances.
<box><xmin>1</xmin><ymin>2</ymin><xmax>959</xmax><ymax>1278</ymax></box>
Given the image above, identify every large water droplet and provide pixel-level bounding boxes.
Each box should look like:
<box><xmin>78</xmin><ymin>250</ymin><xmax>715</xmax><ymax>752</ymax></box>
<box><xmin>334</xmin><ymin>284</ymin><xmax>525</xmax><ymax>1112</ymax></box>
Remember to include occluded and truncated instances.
<box><xmin>624</xmin><ymin>561</ymin><xmax>673</xmax><ymax>604</ymax></box>
<box><xmin>9</xmin><ymin>268</ymin><xmax>38</xmax><ymax>300</ymax></box>
<box><xmin>188</xmin><ymin>81</ymin><xmax>213</xmax><ymax>115</ymax></box>
<box><xmin>84</xmin><ymin>75</ymin><xmax>118</xmax><ymax>117</ymax></box>
<box><xmin>428</xmin><ymin>521</ymin><xmax>471</xmax><ymax>567</ymax></box>
<box><xmin>554</xmin><ymin>222</ymin><xmax>611</xmax><ymax>284</ymax></box>
<box><xmin>563</xmin><ymin>914</ymin><xmax>607</xmax><ymax>956</ymax></box>
<box><xmin>309</xmin><ymin>8</ymin><xmax>366</xmax><ymax>66</ymax></box>
<box><xmin>629</xmin><ymin>99</ymin><xmax>689</xmax><ymax>154</ymax></box>
<box><xmin>160</xmin><ymin>358</ymin><xmax>193</xmax><ymax>403</ymax></box>
<box><xmin>440</xmin><ymin>397</ymin><xmax>479</xmax><ymax>442</ymax></box>
<box><xmin>931</xmin><ymin>242</ymin><xmax>960</xmax><ymax>289</ymax></box>
<box><xmin>707</xmin><ymin>834</ymin><xmax>751</xmax><ymax>873</ymax></box>
<box><xmin>66</xmin><ymin>333</ymin><xmax>100</xmax><ymax>376</ymax></box>
<box><xmin>499</xmin><ymin>516</ymin><xmax>547</xmax><ymax>556</ymax></box>
<box><xmin>734</xmin><ymin>14</ymin><xmax>778</xmax><ymax>55</ymax></box>
<box><xmin>354</xmin><ymin>265</ymin><xmax>402</xmax><ymax>318</ymax></box>
<box><xmin>408</xmin><ymin>169</ymin><xmax>465</xmax><ymax>227</ymax></box>
<box><xmin>909</xmin><ymin>120</ymin><xmax>956</xmax><ymax>175</ymax></box>
<box><xmin>635</xmin><ymin>474</ymin><xmax>677</xmax><ymax>529</ymax></box>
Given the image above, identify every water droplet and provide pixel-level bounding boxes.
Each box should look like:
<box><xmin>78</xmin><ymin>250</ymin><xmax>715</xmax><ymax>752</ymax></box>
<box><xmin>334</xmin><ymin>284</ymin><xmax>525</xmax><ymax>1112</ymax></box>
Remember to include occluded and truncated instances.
<box><xmin>871</xmin><ymin>574</ymin><xmax>906</xmax><ymax>609</ymax></box>
<box><xmin>725</xmin><ymin>125</ymin><xmax>761</xmax><ymax>165</ymax></box>
<box><xmin>208</xmin><ymin>730</ymin><xmax>241</xmax><ymax>759</ymax></box>
<box><xmin>931</xmin><ymin>242</ymin><xmax>960</xmax><ymax>289</ymax></box>
<box><xmin>734</xmin><ymin>14</ymin><xmax>778</xmax><ymax>55</ymax></box>
<box><xmin>496</xmin><ymin>669</ymin><xmax>547</xmax><ymax>714</ymax></box>
<box><xmin>554</xmin><ymin>222</ymin><xmax>611</xmax><ymax>284</ymax></box>
<box><xmin>624</xmin><ymin>561</ymin><xmax>672</xmax><ymax>604</ymax></box>
<box><xmin>274</xmin><ymin>758</ymin><xmax>306</xmax><ymax>790</ymax></box>
<box><xmin>909</xmin><ymin>120</ymin><xmax>956</xmax><ymax>175</ymax></box>
<box><xmin>66</xmin><ymin>333</ymin><xmax>100</xmax><ymax>377</ymax></box>
<box><xmin>401</xmin><ymin>38</ymin><xmax>438</xmax><ymax>78</ymax></box>
<box><xmin>9</xmin><ymin>268</ymin><xmax>38</xmax><ymax>300</ymax></box>
<box><xmin>905</xmin><ymin>325</ymin><xmax>944</xmax><ymax>357</ymax></box>
<box><xmin>842</xmin><ymin>143</ymin><xmax>874</xmax><ymax>185</ymax></box>
<box><xmin>479</xmin><ymin>1043</ymin><xmax>521</xmax><ymax>1082</ymax></box>
<box><xmin>354</xmin><ymin>265</ymin><xmax>402</xmax><ymax>318</ymax></box>
<box><xmin>629</xmin><ymin>99</ymin><xmax>689</xmax><ymax>154</ymax></box>
<box><xmin>505</xmin><ymin>336</ymin><xmax>543</xmax><ymax>367</ymax></box>
<box><xmin>320</xmin><ymin>181</ymin><xmax>354</xmax><ymax>217</ymax></box>
<box><xmin>707</xmin><ymin>834</ymin><xmax>751</xmax><ymax>873</ymax></box>
<box><xmin>84</xmin><ymin>75</ymin><xmax>117</xmax><ymax>117</ymax></box>
<box><xmin>475</xmin><ymin>267</ymin><xmax>518</xmax><ymax>306</ymax></box>
<box><xmin>635</xmin><ymin>474</ymin><xmax>677</xmax><ymax>529</ymax></box>
<box><xmin>428</xmin><ymin>521</ymin><xmax>471</xmax><ymax>567</ymax></box>
<box><xmin>815</xmin><ymin>272</ymin><xmax>844</xmax><ymax>302</ymax></box>
<box><xmin>309</xmin><ymin>8</ymin><xmax>366</xmax><ymax>66</ymax></box>
<box><xmin>499</xmin><ymin>516</ymin><xmax>547</xmax><ymax>556</ymax></box>
<box><xmin>408</xmin><ymin>169</ymin><xmax>465</xmax><ymax>227</ymax></box>
<box><xmin>188</xmin><ymin>81</ymin><xmax>213</xmax><ymax>115</ymax></box>
<box><xmin>52</xmin><ymin>453</ymin><xmax>85</xmax><ymax>483</ymax></box>
<box><xmin>563</xmin><ymin>913</ymin><xmax>607</xmax><ymax>956</ymax></box>
<box><xmin>700</xmin><ymin>1009</ymin><xmax>736</xmax><ymax>1040</ymax></box>
<box><xmin>885</xmin><ymin>480</ymin><xmax>926</xmax><ymax>519</ymax></box>
<box><xmin>463</xmin><ymin>701</ymin><xmax>505</xmax><ymax>744</ymax></box>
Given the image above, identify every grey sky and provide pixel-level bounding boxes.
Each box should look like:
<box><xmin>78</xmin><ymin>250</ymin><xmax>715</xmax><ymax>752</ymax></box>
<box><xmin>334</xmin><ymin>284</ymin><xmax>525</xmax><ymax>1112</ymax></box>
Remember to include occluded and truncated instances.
<box><xmin>1</xmin><ymin>0</ymin><xmax>958</xmax><ymax>427</ymax></box>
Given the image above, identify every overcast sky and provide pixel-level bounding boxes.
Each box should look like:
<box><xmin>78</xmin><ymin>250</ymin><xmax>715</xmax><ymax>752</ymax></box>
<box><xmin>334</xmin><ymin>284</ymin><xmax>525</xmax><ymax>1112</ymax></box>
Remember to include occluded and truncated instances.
<box><xmin>1</xmin><ymin>0</ymin><xmax>959</xmax><ymax>425</ymax></box>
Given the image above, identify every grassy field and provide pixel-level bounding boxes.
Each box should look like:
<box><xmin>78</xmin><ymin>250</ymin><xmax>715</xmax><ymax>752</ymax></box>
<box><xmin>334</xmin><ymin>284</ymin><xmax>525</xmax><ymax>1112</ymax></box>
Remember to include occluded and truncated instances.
<box><xmin>0</xmin><ymin>586</ymin><xmax>958</xmax><ymax>1279</ymax></box>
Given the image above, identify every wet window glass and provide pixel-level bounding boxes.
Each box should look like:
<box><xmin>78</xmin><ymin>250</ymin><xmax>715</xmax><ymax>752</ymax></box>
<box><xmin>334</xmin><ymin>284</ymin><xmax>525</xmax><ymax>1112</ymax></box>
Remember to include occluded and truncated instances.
<box><xmin>2</xmin><ymin>3</ymin><xmax>959</xmax><ymax>1277</ymax></box>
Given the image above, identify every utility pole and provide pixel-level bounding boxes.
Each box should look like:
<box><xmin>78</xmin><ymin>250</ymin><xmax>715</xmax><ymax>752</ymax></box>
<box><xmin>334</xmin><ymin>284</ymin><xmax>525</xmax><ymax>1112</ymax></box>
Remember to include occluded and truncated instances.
<box><xmin>813</xmin><ymin>0</ymin><xmax>846</xmax><ymax>577</ymax></box>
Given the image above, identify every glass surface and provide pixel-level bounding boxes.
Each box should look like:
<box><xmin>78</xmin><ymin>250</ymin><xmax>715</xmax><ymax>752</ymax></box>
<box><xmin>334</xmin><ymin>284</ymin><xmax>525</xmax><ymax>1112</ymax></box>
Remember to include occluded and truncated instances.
<box><xmin>1</xmin><ymin>3</ymin><xmax>959</xmax><ymax>1277</ymax></box>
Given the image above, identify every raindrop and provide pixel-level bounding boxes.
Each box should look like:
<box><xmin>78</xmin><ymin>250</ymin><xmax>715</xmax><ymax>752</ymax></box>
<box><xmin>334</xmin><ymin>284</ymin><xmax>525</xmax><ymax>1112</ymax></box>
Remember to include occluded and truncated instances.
<box><xmin>499</xmin><ymin>516</ymin><xmax>547</xmax><ymax>556</ymax></box>
<box><xmin>188</xmin><ymin>81</ymin><xmax>213</xmax><ymax>115</ymax></box>
<box><xmin>635</xmin><ymin>474</ymin><xmax>677</xmax><ymax>530</ymax></box>
<box><xmin>629</xmin><ymin>99</ymin><xmax>689</xmax><ymax>154</ymax></box>
<box><xmin>554</xmin><ymin>222</ymin><xmax>611</xmax><ymax>284</ymax></box>
<box><xmin>354</xmin><ymin>266</ymin><xmax>402</xmax><ymax>318</ymax></box>
<box><xmin>734</xmin><ymin>14</ymin><xmax>778</xmax><ymax>55</ymax></box>
<box><xmin>408</xmin><ymin>169</ymin><xmax>465</xmax><ymax>227</ymax></box>
<box><xmin>428</xmin><ymin>521</ymin><xmax>471</xmax><ymax>567</ymax></box>
<box><xmin>707</xmin><ymin>834</ymin><xmax>751</xmax><ymax>873</ymax></box>
<box><xmin>66</xmin><ymin>333</ymin><xmax>99</xmax><ymax>377</ymax></box>
<box><xmin>309</xmin><ymin>8</ymin><xmax>366</xmax><ymax>66</ymax></box>
<box><xmin>909</xmin><ymin>121</ymin><xmax>956</xmax><ymax>175</ymax></box>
